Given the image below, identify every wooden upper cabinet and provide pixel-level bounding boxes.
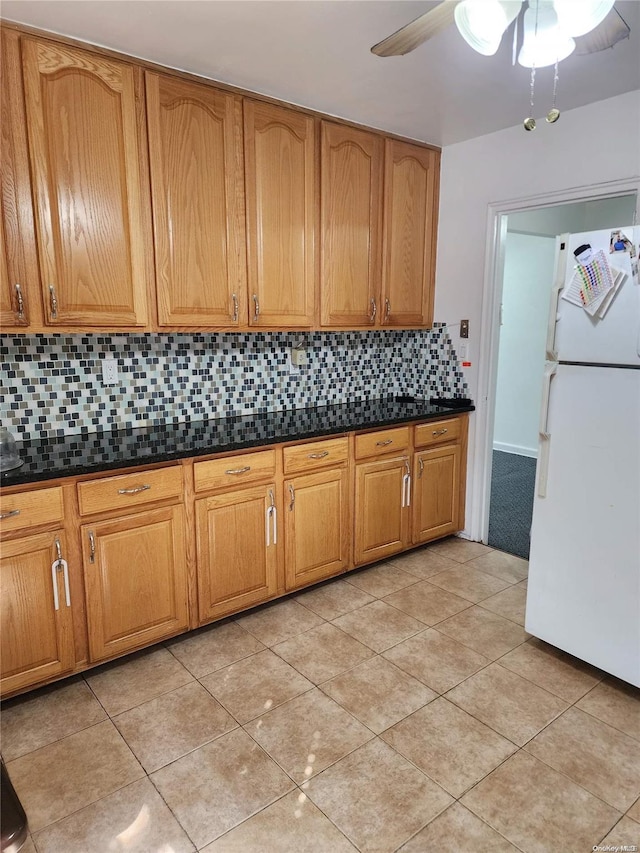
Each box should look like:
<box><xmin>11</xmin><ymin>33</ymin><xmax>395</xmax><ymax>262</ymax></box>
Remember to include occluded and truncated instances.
<box><xmin>244</xmin><ymin>101</ymin><xmax>316</xmax><ymax>327</ymax></box>
<box><xmin>1</xmin><ymin>29</ymin><xmax>41</xmax><ymax>330</ymax></box>
<box><xmin>22</xmin><ymin>38</ymin><xmax>150</xmax><ymax>327</ymax></box>
<box><xmin>320</xmin><ymin>122</ymin><xmax>383</xmax><ymax>327</ymax></box>
<box><xmin>146</xmin><ymin>73</ymin><xmax>247</xmax><ymax>327</ymax></box>
<box><xmin>382</xmin><ymin>140</ymin><xmax>439</xmax><ymax>328</ymax></box>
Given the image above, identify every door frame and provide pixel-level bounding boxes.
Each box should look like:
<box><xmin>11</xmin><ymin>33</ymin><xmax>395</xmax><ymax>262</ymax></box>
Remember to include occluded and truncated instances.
<box><xmin>471</xmin><ymin>177</ymin><xmax>639</xmax><ymax>544</ymax></box>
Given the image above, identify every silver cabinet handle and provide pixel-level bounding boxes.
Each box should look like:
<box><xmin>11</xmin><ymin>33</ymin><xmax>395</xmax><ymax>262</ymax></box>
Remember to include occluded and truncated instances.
<box><xmin>231</xmin><ymin>293</ymin><xmax>239</xmax><ymax>322</ymax></box>
<box><xmin>51</xmin><ymin>559</ymin><xmax>60</xmax><ymax>611</ymax></box>
<box><xmin>88</xmin><ymin>530</ymin><xmax>96</xmax><ymax>564</ymax></box>
<box><xmin>52</xmin><ymin>538</ymin><xmax>71</xmax><ymax>608</ymax></box>
<box><xmin>266</xmin><ymin>489</ymin><xmax>277</xmax><ymax>546</ymax></box>
<box><xmin>370</xmin><ymin>297</ymin><xmax>377</xmax><ymax>323</ymax></box>
<box><xmin>14</xmin><ymin>283</ymin><xmax>26</xmax><ymax>321</ymax></box>
<box><xmin>308</xmin><ymin>451</ymin><xmax>329</xmax><ymax>459</ymax></box>
<box><xmin>225</xmin><ymin>466</ymin><xmax>251</xmax><ymax>475</ymax></box>
<box><xmin>376</xmin><ymin>439</ymin><xmax>393</xmax><ymax>447</ymax></box>
<box><xmin>253</xmin><ymin>294</ymin><xmax>260</xmax><ymax>322</ymax></box>
<box><xmin>418</xmin><ymin>457</ymin><xmax>424</xmax><ymax>478</ymax></box>
<box><xmin>404</xmin><ymin>458</ymin><xmax>410</xmax><ymax>476</ymax></box>
<box><xmin>49</xmin><ymin>284</ymin><xmax>58</xmax><ymax>319</ymax></box>
<box><xmin>402</xmin><ymin>473</ymin><xmax>411</xmax><ymax>508</ymax></box>
<box><xmin>289</xmin><ymin>484</ymin><xmax>295</xmax><ymax>511</ymax></box>
<box><xmin>432</xmin><ymin>428</ymin><xmax>448</xmax><ymax>436</ymax></box>
<box><xmin>384</xmin><ymin>298</ymin><xmax>391</xmax><ymax>321</ymax></box>
<box><xmin>0</xmin><ymin>509</ymin><xmax>20</xmax><ymax>521</ymax></box>
<box><xmin>118</xmin><ymin>484</ymin><xmax>151</xmax><ymax>495</ymax></box>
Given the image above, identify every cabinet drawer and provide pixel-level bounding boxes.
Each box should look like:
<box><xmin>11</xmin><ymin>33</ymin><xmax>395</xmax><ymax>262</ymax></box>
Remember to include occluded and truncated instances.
<box><xmin>77</xmin><ymin>466</ymin><xmax>182</xmax><ymax>516</ymax></box>
<box><xmin>415</xmin><ymin>418</ymin><xmax>461</xmax><ymax>448</ymax></box>
<box><xmin>355</xmin><ymin>427</ymin><xmax>410</xmax><ymax>460</ymax></box>
<box><xmin>283</xmin><ymin>437</ymin><xmax>348</xmax><ymax>474</ymax></box>
<box><xmin>0</xmin><ymin>486</ymin><xmax>64</xmax><ymax>533</ymax></box>
<box><xmin>194</xmin><ymin>449</ymin><xmax>276</xmax><ymax>493</ymax></box>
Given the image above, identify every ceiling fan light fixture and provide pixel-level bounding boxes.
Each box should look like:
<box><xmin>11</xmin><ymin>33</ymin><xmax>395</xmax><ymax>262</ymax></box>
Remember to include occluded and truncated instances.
<box><xmin>552</xmin><ymin>0</ymin><xmax>615</xmax><ymax>38</ymax></box>
<box><xmin>518</xmin><ymin>0</ymin><xmax>576</xmax><ymax>67</ymax></box>
<box><xmin>454</xmin><ymin>0</ymin><xmax>523</xmax><ymax>56</ymax></box>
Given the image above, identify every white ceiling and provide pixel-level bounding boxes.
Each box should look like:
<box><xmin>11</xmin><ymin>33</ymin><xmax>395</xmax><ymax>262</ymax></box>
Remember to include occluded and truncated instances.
<box><xmin>3</xmin><ymin>0</ymin><xmax>639</xmax><ymax>146</ymax></box>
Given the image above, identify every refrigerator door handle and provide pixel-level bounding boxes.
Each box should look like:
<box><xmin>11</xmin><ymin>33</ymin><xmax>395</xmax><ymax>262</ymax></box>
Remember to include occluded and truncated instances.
<box><xmin>545</xmin><ymin>234</ymin><xmax>569</xmax><ymax>361</ymax></box>
<box><xmin>537</xmin><ymin>433</ymin><xmax>551</xmax><ymax>498</ymax></box>
<box><xmin>539</xmin><ymin>362</ymin><xmax>557</xmax><ymax>436</ymax></box>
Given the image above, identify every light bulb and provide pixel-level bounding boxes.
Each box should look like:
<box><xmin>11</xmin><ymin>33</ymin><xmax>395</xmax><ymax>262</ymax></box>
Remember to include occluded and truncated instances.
<box><xmin>518</xmin><ymin>0</ymin><xmax>575</xmax><ymax>68</ymax></box>
<box><xmin>553</xmin><ymin>0</ymin><xmax>615</xmax><ymax>38</ymax></box>
<box><xmin>455</xmin><ymin>0</ymin><xmax>523</xmax><ymax>56</ymax></box>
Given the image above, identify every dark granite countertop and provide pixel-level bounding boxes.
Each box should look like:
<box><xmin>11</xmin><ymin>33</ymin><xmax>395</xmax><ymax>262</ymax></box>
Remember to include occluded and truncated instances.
<box><xmin>1</xmin><ymin>397</ymin><xmax>474</xmax><ymax>488</ymax></box>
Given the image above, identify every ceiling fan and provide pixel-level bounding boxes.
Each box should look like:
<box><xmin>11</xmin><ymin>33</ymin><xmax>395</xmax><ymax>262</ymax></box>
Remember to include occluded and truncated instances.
<box><xmin>371</xmin><ymin>0</ymin><xmax>630</xmax><ymax>67</ymax></box>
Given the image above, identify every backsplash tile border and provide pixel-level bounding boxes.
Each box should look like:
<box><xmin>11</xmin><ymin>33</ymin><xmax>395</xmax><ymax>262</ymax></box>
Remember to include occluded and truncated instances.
<box><xmin>0</xmin><ymin>326</ymin><xmax>468</xmax><ymax>440</ymax></box>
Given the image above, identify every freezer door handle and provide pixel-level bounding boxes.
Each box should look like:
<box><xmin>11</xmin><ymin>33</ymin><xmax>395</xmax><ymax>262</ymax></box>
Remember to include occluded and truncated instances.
<box><xmin>539</xmin><ymin>362</ymin><xmax>557</xmax><ymax>436</ymax></box>
<box><xmin>545</xmin><ymin>234</ymin><xmax>569</xmax><ymax>361</ymax></box>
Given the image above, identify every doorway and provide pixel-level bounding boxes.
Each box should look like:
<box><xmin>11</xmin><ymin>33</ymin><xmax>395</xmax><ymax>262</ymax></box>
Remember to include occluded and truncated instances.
<box><xmin>486</xmin><ymin>193</ymin><xmax>637</xmax><ymax>559</ymax></box>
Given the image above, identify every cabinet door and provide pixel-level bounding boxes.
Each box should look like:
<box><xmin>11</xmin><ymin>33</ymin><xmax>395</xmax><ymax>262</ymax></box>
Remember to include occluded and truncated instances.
<box><xmin>285</xmin><ymin>468</ymin><xmax>350</xmax><ymax>590</ymax></box>
<box><xmin>381</xmin><ymin>140</ymin><xmax>439</xmax><ymax>328</ymax></box>
<box><xmin>82</xmin><ymin>507</ymin><xmax>188</xmax><ymax>661</ymax></box>
<box><xmin>354</xmin><ymin>456</ymin><xmax>410</xmax><ymax>566</ymax></box>
<box><xmin>196</xmin><ymin>484</ymin><xmax>278</xmax><ymax>623</ymax></box>
<box><xmin>320</xmin><ymin>122</ymin><xmax>383</xmax><ymax>327</ymax></box>
<box><xmin>244</xmin><ymin>101</ymin><xmax>315</xmax><ymax>327</ymax></box>
<box><xmin>0</xmin><ymin>531</ymin><xmax>74</xmax><ymax>694</ymax></box>
<box><xmin>1</xmin><ymin>30</ymin><xmax>39</xmax><ymax>330</ymax></box>
<box><xmin>22</xmin><ymin>38</ymin><xmax>150</xmax><ymax>327</ymax></box>
<box><xmin>412</xmin><ymin>445</ymin><xmax>461</xmax><ymax>544</ymax></box>
<box><xmin>146</xmin><ymin>73</ymin><xmax>247</xmax><ymax>327</ymax></box>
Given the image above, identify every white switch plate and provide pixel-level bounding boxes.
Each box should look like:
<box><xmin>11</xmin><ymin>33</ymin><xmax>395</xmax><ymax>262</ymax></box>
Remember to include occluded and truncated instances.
<box><xmin>102</xmin><ymin>356</ymin><xmax>119</xmax><ymax>386</ymax></box>
<box><xmin>291</xmin><ymin>347</ymin><xmax>308</xmax><ymax>367</ymax></box>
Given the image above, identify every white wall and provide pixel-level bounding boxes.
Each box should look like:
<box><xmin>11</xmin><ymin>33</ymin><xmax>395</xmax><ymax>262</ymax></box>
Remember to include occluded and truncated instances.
<box><xmin>435</xmin><ymin>88</ymin><xmax>640</xmax><ymax>538</ymax></box>
<box><xmin>507</xmin><ymin>194</ymin><xmax>637</xmax><ymax>237</ymax></box>
<box><xmin>493</xmin><ymin>232</ymin><xmax>555</xmax><ymax>457</ymax></box>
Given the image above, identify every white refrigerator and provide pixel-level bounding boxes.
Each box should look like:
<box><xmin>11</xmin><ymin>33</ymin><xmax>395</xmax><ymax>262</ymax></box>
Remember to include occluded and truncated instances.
<box><xmin>525</xmin><ymin>226</ymin><xmax>640</xmax><ymax>687</ymax></box>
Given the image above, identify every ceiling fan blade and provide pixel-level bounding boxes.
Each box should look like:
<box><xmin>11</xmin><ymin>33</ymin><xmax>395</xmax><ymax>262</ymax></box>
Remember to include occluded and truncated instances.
<box><xmin>574</xmin><ymin>8</ymin><xmax>630</xmax><ymax>55</ymax></box>
<box><xmin>371</xmin><ymin>0</ymin><xmax>461</xmax><ymax>57</ymax></box>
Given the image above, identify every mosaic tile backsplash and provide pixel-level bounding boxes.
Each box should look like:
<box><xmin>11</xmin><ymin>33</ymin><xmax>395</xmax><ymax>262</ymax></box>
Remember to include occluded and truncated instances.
<box><xmin>0</xmin><ymin>326</ymin><xmax>468</xmax><ymax>440</ymax></box>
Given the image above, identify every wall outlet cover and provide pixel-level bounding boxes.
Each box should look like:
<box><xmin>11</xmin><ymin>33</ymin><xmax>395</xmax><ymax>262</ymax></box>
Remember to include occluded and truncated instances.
<box><xmin>102</xmin><ymin>356</ymin><xmax>119</xmax><ymax>386</ymax></box>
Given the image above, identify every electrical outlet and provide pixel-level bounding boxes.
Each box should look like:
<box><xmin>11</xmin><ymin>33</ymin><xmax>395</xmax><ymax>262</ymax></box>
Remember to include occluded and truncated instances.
<box><xmin>291</xmin><ymin>347</ymin><xmax>308</xmax><ymax>367</ymax></box>
<box><xmin>102</xmin><ymin>356</ymin><xmax>119</xmax><ymax>386</ymax></box>
<box><xmin>460</xmin><ymin>319</ymin><xmax>469</xmax><ymax>339</ymax></box>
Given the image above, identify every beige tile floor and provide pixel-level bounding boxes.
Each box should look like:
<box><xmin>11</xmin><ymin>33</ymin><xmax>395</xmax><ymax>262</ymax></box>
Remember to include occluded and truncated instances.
<box><xmin>2</xmin><ymin>538</ymin><xmax>640</xmax><ymax>852</ymax></box>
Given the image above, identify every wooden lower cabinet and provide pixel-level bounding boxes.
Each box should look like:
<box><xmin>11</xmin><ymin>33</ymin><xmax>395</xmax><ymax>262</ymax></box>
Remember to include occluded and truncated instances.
<box><xmin>0</xmin><ymin>531</ymin><xmax>75</xmax><ymax>693</ymax></box>
<box><xmin>196</xmin><ymin>484</ymin><xmax>278</xmax><ymax>623</ymax></box>
<box><xmin>82</xmin><ymin>506</ymin><xmax>189</xmax><ymax>662</ymax></box>
<box><xmin>412</xmin><ymin>445</ymin><xmax>462</xmax><ymax>543</ymax></box>
<box><xmin>284</xmin><ymin>468</ymin><xmax>350</xmax><ymax>590</ymax></box>
<box><xmin>354</xmin><ymin>456</ymin><xmax>410</xmax><ymax>566</ymax></box>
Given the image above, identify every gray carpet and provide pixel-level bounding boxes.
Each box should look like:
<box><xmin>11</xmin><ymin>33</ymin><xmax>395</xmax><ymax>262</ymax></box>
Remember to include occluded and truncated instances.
<box><xmin>488</xmin><ymin>451</ymin><xmax>537</xmax><ymax>560</ymax></box>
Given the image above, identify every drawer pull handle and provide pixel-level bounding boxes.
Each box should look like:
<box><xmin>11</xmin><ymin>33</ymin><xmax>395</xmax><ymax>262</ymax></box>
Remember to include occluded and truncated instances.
<box><xmin>418</xmin><ymin>457</ymin><xmax>424</xmax><ymax>478</ymax></box>
<box><xmin>376</xmin><ymin>439</ymin><xmax>393</xmax><ymax>447</ymax></box>
<box><xmin>0</xmin><ymin>509</ymin><xmax>21</xmax><ymax>521</ymax></box>
<box><xmin>88</xmin><ymin>530</ymin><xmax>96</xmax><ymax>564</ymax></box>
<box><xmin>118</xmin><ymin>484</ymin><xmax>151</xmax><ymax>495</ymax></box>
<box><xmin>432</xmin><ymin>428</ymin><xmax>448</xmax><ymax>436</ymax></box>
<box><xmin>52</xmin><ymin>537</ymin><xmax>71</xmax><ymax>608</ymax></box>
<box><xmin>15</xmin><ymin>283</ymin><xmax>26</xmax><ymax>321</ymax></box>
<box><xmin>308</xmin><ymin>451</ymin><xmax>329</xmax><ymax>459</ymax></box>
<box><xmin>289</xmin><ymin>484</ymin><xmax>295</xmax><ymax>511</ymax></box>
<box><xmin>370</xmin><ymin>297</ymin><xmax>377</xmax><ymax>323</ymax></box>
<box><xmin>225</xmin><ymin>466</ymin><xmax>251</xmax><ymax>475</ymax></box>
<box><xmin>384</xmin><ymin>298</ymin><xmax>391</xmax><ymax>321</ymax></box>
<box><xmin>231</xmin><ymin>293</ymin><xmax>239</xmax><ymax>322</ymax></box>
<box><xmin>253</xmin><ymin>294</ymin><xmax>260</xmax><ymax>322</ymax></box>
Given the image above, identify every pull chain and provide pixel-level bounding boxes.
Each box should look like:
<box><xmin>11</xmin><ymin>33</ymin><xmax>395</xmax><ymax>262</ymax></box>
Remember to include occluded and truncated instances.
<box><xmin>546</xmin><ymin>58</ymin><xmax>561</xmax><ymax>123</ymax></box>
<box><xmin>524</xmin><ymin>64</ymin><xmax>536</xmax><ymax>131</ymax></box>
